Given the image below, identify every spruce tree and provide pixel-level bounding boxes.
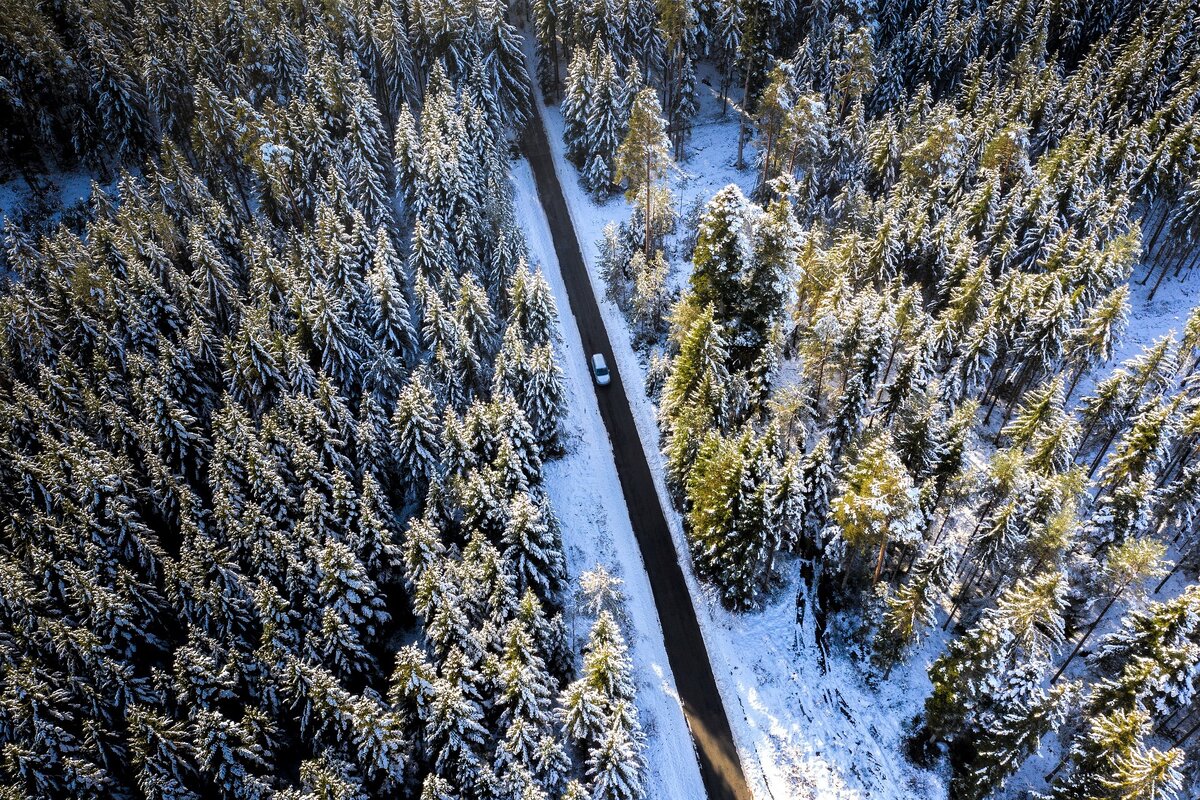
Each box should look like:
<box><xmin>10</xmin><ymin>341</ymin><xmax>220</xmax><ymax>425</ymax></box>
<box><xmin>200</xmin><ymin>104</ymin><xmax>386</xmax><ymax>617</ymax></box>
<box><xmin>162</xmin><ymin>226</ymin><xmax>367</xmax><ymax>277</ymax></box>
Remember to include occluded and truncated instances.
<box><xmin>582</xmin><ymin>47</ymin><xmax>625</xmax><ymax>195</ymax></box>
<box><xmin>1049</xmin><ymin>709</ymin><xmax>1185</xmax><ymax>800</ymax></box>
<box><xmin>562</xmin><ymin>49</ymin><xmax>594</xmax><ymax>166</ymax></box>
<box><xmin>829</xmin><ymin>433</ymin><xmax>921</xmax><ymax>586</ymax></box>
<box><xmin>925</xmin><ymin>572</ymin><xmax>1068</xmax><ymax>745</ymax></box>
<box><xmin>629</xmin><ymin>249</ymin><xmax>671</xmax><ymax>341</ymax></box>
<box><xmin>616</xmin><ymin>88</ymin><xmax>673</xmax><ymax>257</ymax></box>
<box><xmin>685</xmin><ymin>429</ymin><xmax>780</xmax><ymax>608</ymax></box>
<box><xmin>392</xmin><ymin>372</ymin><xmax>443</xmax><ymax>501</ymax></box>
<box><xmin>503</xmin><ymin>491</ymin><xmax>568</xmax><ymax>600</ymax></box>
<box><xmin>872</xmin><ymin>548</ymin><xmax>951</xmax><ymax>676</ymax></box>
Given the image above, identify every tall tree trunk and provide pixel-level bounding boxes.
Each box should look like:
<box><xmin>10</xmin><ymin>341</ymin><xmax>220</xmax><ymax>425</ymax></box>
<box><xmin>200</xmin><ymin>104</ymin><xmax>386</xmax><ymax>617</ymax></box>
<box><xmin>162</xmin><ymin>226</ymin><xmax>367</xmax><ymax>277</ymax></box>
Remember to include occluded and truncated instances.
<box><xmin>1145</xmin><ymin>203</ymin><xmax>1172</xmax><ymax>255</ymax></box>
<box><xmin>874</xmin><ymin>340</ymin><xmax>901</xmax><ymax>406</ymax></box>
<box><xmin>552</xmin><ymin>30</ymin><xmax>561</xmax><ymax>101</ymax></box>
<box><xmin>944</xmin><ymin>561</ymin><xmax>981</xmax><ymax>631</ymax></box>
<box><xmin>1088</xmin><ymin>427</ymin><xmax>1120</xmax><ymax>478</ymax></box>
<box><xmin>735</xmin><ymin>12</ymin><xmax>760</xmax><ymax>171</ymax></box>
<box><xmin>1076</xmin><ymin>414</ymin><xmax>1101</xmax><ymax>459</ymax></box>
<box><xmin>1182</xmin><ymin>246</ymin><xmax>1200</xmax><ymax>278</ymax></box>
<box><xmin>872</xmin><ymin>534</ymin><xmax>890</xmax><ymax>583</ymax></box>
<box><xmin>1044</xmin><ymin>752</ymin><xmax>1069</xmax><ymax>784</ymax></box>
<box><xmin>980</xmin><ymin>352</ymin><xmax>1011</xmax><ymax>425</ymax></box>
<box><xmin>1148</xmin><ymin>253</ymin><xmax>1175</xmax><ymax>301</ymax></box>
<box><xmin>758</xmin><ymin>128</ymin><xmax>775</xmax><ymax>194</ymax></box>
<box><xmin>736</xmin><ymin>60</ymin><xmax>754</xmax><ymax>169</ymax></box>
<box><xmin>644</xmin><ymin>151</ymin><xmax>653</xmax><ymax>257</ymax></box>
<box><xmin>1155</xmin><ymin>555</ymin><xmax>1186</xmax><ymax>594</ymax></box>
<box><xmin>1050</xmin><ymin>588</ymin><xmax>1124</xmax><ymax>684</ymax></box>
<box><xmin>1170</xmin><ymin>712</ymin><xmax>1200</xmax><ymax>747</ymax></box>
<box><xmin>841</xmin><ymin>550</ymin><xmax>858</xmax><ymax>590</ymax></box>
<box><xmin>997</xmin><ymin>362</ymin><xmax>1034</xmax><ymax>435</ymax></box>
<box><xmin>1157</xmin><ymin>436</ymin><xmax>1196</xmax><ymax>488</ymax></box>
<box><xmin>1064</xmin><ymin>362</ymin><xmax>1086</xmax><ymax>404</ymax></box>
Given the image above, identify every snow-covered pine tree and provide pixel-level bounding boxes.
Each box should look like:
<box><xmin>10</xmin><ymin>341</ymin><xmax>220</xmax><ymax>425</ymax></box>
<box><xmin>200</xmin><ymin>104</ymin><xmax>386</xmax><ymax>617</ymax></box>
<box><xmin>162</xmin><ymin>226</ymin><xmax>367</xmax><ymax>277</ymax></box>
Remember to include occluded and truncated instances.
<box><xmin>392</xmin><ymin>371</ymin><xmax>443</xmax><ymax>501</ymax></box>
<box><xmin>1048</xmin><ymin>708</ymin><xmax>1185</xmax><ymax>800</ymax></box>
<box><xmin>1064</xmin><ymin>283</ymin><xmax>1131</xmax><ymax>400</ymax></box>
<box><xmin>503</xmin><ymin>491</ymin><xmax>568</xmax><ymax>600</ymax></box>
<box><xmin>628</xmin><ymin>249</ymin><xmax>671</xmax><ymax>341</ymax></box>
<box><xmin>526</xmin><ymin>343</ymin><xmax>569</xmax><ymax>454</ymax></box>
<box><xmin>924</xmin><ymin>572</ymin><xmax>1068</xmax><ymax>747</ymax></box>
<box><xmin>495</xmin><ymin>615</ymin><xmax>558</xmax><ymax>773</ymax></box>
<box><xmin>508</xmin><ymin>262</ymin><xmax>562</xmax><ymax>349</ymax></box>
<box><xmin>368</xmin><ymin>227</ymin><xmax>417</xmax><ymax>367</ymax></box>
<box><xmin>562</xmin><ymin>47</ymin><xmax>594</xmax><ymax>166</ymax></box>
<box><xmin>829</xmin><ymin>433</ymin><xmax>922</xmax><ymax>587</ymax></box>
<box><xmin>955</xmin><ymin>663</ymin><xmax>1073</xmax><ymax>800</ymax></box>
<box><xmin>585</xmin><ymin>708</ymin><xmax>646</xmax><ymax>800</ymax></box>
<box><xmin>1050</xmin><ymin>536</ymin><xmax>1167</xmax><ymax>685</ymax></box>
<box><xmin>582</xmin><ymin>46</ymin><xmax>626</xmax><ymax>195</ymax></box>
<box><xmin>532</xmin><ymin>0</ymin><xmax>562</xmax><ymax>99</ymax></box>
<box><xmin>872</xmin><ymin>547</ymin><xmax>951</xmax><ymax>676</ymax></box>
<box><xmin>685</xmin><ymin>428</ymin><xmax>781</xmax><ymax>608</ymax></box>
<box><xmin>661</xmin><ymin>302</ymin><xmax>731</xmax><ymax>484</ymax></box>
<box><xmin>616</xmin><ymin>88</ymin><xmax>673</xmax><ymax>257</ymax></box>
<box><xmin>1087</xmin><ymin>585</ymin><xmax>1200</xmax><ymax>726</ymax></box>
<box><xmin>689</xmin><ymin>184</ymin><xmax>757</xmax><ymax>356</ymax></box>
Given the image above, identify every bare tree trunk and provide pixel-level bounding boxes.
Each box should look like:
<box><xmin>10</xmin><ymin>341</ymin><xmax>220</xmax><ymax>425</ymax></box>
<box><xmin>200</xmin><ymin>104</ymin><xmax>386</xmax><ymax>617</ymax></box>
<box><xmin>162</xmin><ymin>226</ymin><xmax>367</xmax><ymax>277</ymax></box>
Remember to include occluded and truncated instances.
<box><xmin>1182</xmin><ymin>246</ymin><xmax>1200</xmax><ymax>278</ymax></box>
<box><xmin>1148</xmin><ymin>252</ymin><xmax>1176</xmax><ymax>301</ymax></box>
<box><xmin>644</xmin><ymin>152</ymin><xmax>652</xmax><ymax>257</ymax></box>
<box><xmin>1076</xmin><ymin>414</ymin><xmax>1101</xmax><ymax>459</ymax></box>
<box><xmin>944</xmin><ymin>560</ymin><xmax>982</xmax><ymax>631</ymax></box>
<box><xmin>997</xmin><ymin>362</ymin><xmax>1034</xmax><ymax>434</ymax></box>
<box><xmin>1145</xmin><ymin>203</ymin><xmax>1173</xmax><ymax>255</ymax></box>
<box><xmin>872</xmin><ymin>535</ymin><xmax>890</xmax><ymax>583</ymax></box>
<box><xmin>1088</xmin><ymin>427</ymin><xmax>1120</xmax><ymax>478</ymax></box>
<box><xmin>758</xmin><ymin>128</ymin><xmax>775</xmax><ymax>194</ymax></box>
<box><xmin>735</xmin><ymin>11</ymin><xmax>760</xmax><ymax>171</ymax></box>
<box><xmin>1157</xmin><ymin>436</ymin><xmax>1197</xmax><ymax>488</ymax></box>
<box><xmin>552</xmin><ymin>33</ymin><xmax>561</xmax><ymax>101</ymax></box>
<box><xmin>874</xmin><ymin>340</ymin><xmax>901</xmax><ymax>406</ymax></box>
<box><xmin>1171</xmin><ymin>712</ymin><xmax>1200</xmax><ymax>748</ymax></box>
<box><xmin>842</xmin><ymin>550</ymin><xmax>859</xmax><ymax>591</ymax></box>
<box><xmin>736</xmin><ymin>61</ymin><xmax>754</xmax><ymax>169</ymax></box>
<box><xmin>980</xmin><ymin>352</ymin><xmax>1011</xmax><ymax>425</ymax></box>
<box><xmin>1064</xmin><ymin>362</ymin><xmax>1086</xmax><ymax>404</ymax></box>
<box><xmin>1044</xmin><ymin>752</ymin><xmax>1069</xmax><ymax>784</ymax></box>
<box><xmin>1155</xmin><ymin>548</ymin><xmax>1189</xmax><ymax>593</ymax></box>
<box><xmin>1050</xmin><ymin>589</ymin><xmax>1124</xmax><ymax>684</ymax></box>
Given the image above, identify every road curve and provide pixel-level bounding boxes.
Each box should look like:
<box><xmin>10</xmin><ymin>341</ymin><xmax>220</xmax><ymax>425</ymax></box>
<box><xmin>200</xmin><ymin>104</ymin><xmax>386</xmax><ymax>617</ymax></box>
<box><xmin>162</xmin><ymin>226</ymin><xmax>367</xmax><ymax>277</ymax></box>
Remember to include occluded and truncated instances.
<box><xmin>519</xmin><ymin>109</ymin><xmax>754</xmax><ymax>800</ymax></box>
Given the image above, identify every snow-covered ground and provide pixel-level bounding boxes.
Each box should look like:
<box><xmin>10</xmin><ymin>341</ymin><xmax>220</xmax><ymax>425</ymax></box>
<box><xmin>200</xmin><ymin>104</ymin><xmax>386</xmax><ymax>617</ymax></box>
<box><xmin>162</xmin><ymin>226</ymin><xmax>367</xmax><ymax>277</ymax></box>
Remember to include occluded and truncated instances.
<box><xmin>512</xmin><ymin>159</ymin><xmax>708</xmax><ymax>797</ymax></box>
<box><xmin>1085</xmin><ymin>261</ymin><xmax>1199</xmax><ymax>393</ymax></box>
<box><xmin>0</xmin><ymin>170</ymin><xmax>101</xmax><ymax>227</ymax></box>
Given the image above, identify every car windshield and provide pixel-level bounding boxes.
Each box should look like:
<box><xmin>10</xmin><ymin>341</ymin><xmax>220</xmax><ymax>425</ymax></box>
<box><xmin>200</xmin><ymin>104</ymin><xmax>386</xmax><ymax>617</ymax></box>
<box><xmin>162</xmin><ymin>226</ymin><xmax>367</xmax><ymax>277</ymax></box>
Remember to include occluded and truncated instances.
<box><xmin>596</xmin><ymin>366</ymin><xmax>608</xmax><ymax>375</ymax></box>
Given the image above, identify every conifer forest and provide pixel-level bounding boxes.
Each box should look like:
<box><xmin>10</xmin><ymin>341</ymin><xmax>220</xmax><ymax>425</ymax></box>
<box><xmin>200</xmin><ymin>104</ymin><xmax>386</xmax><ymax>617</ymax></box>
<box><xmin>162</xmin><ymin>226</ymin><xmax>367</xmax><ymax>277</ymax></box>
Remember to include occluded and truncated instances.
<box><xmin>3</xmin><ymin>0</ymin><xmax>1200</xmax><ymax>798</ymax></box>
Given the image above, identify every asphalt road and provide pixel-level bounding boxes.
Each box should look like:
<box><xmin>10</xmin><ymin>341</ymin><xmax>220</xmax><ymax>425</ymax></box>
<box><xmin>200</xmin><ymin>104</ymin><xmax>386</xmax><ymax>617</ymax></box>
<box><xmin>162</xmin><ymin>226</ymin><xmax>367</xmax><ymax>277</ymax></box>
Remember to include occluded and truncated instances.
<box><xmin>519</xmin><ymin>112</ymin><xmax>754</xmax><ymax>800</ymax></box>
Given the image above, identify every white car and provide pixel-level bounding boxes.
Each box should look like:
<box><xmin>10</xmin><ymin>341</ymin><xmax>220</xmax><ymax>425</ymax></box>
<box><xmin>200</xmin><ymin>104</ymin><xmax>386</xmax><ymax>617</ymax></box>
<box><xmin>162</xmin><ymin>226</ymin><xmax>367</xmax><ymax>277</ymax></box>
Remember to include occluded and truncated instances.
<box><xmin>591</xmin><ymin>353</ymin><xmax>611</xmax><ymax>386</ymax></box>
